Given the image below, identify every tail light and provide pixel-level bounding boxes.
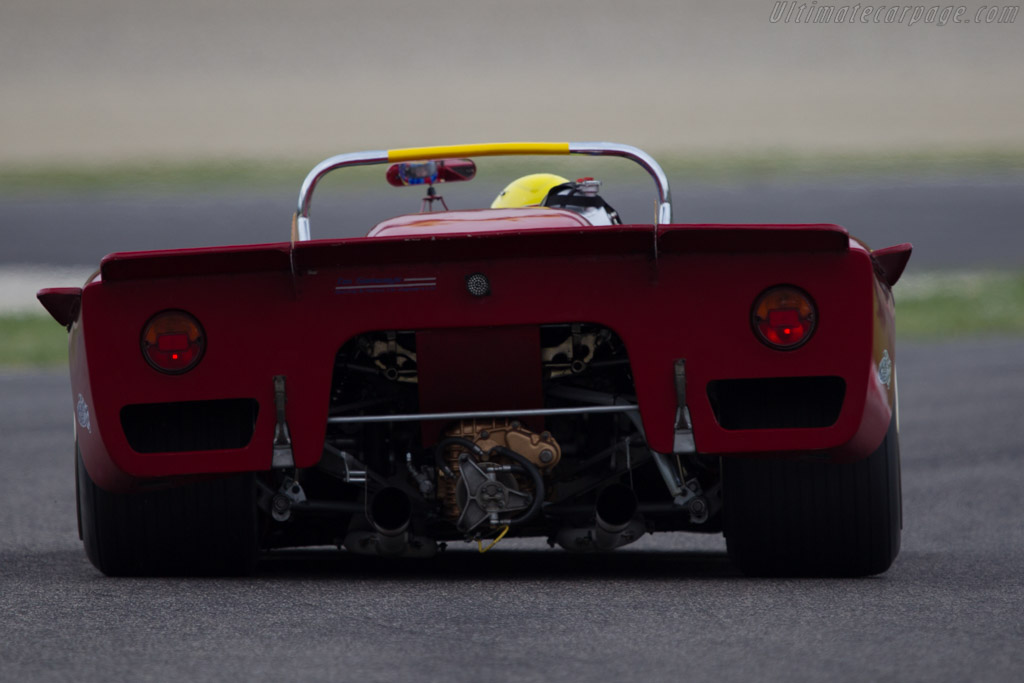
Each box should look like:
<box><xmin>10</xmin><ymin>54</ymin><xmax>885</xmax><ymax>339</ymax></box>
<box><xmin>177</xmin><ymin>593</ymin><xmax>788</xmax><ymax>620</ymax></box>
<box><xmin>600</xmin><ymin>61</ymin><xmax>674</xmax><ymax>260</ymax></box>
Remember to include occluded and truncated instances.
<box><xmin>752</xmin><ymin>286</ymin><xmax>816</xmax><ymax>349</ymax></box>
<box><xmin>141</xmin><ymin>310</ymin><xmax>205</xmax><ymax>373</ymax></box>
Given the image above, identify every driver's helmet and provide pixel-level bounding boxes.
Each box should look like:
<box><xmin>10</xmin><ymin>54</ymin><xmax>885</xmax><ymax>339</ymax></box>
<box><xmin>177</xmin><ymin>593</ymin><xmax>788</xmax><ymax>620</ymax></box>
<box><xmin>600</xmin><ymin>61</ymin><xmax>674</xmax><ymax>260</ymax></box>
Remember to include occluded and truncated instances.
<box><xmin>491</xmin><ymin>173</ymin><xmax>568</xmax><ymax>209</ymax></box>
<box><xmin>491</xmin><ymin>173</ymin><xmax>621</xmax><ymax>225</ymax></box>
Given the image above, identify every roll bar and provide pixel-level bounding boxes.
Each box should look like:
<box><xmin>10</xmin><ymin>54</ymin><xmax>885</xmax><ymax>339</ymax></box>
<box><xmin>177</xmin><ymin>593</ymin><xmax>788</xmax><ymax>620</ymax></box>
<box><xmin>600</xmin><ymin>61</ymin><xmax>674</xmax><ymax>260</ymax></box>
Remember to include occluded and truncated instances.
<box><xmin>293</xmin><ymin>142</ymin><xmax>672</xmax><ymax>241</ymax></box>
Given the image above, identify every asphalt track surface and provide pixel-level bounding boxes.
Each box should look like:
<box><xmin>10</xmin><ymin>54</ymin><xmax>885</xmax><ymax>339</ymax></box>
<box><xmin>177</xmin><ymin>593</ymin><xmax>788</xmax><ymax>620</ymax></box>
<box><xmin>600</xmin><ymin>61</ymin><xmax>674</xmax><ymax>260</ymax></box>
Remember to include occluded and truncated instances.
<box><xmin>3</xmin><ymin>176</ymin><xmax>1024</xmax><ymax>269</ymax></box>
<box><xmin>2</xmin><ymin>337</ymin><xmax>1023</xmax><ymax>682</ymax></box>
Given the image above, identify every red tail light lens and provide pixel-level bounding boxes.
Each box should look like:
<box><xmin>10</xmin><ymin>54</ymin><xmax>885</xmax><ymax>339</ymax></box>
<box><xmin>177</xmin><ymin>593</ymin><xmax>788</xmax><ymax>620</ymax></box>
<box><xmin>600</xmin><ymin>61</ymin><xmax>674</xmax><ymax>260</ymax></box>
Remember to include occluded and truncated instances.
<box><xmin>141</xmin><ymin>310</ymin><xmax>205</xmax><ymax>373</ymax></box>
<box><xmin>752</xmin><ymin>286</ymin><xmax>816</xmax><ymax>349</ymax></box>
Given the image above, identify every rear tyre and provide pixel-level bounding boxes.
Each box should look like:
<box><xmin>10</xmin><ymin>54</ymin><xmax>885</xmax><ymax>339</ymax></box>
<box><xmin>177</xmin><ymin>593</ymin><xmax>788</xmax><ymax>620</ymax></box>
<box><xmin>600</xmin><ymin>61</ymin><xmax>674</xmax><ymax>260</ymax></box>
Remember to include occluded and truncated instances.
<box><xmin>76</xmin><ymin>445</ymin><xmax>259</xmax><ymax>576</ymax></box>
<box><xmin>723</xmin><ymin>417</ymin><xmax>901</xmax><ymax>577</ymax></box>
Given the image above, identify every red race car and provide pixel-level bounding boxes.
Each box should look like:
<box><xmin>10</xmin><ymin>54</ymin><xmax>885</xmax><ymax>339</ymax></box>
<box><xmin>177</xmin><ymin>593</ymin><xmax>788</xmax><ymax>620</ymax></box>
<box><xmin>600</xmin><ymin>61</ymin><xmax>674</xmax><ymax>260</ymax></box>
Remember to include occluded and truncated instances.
<box><xmin>38</xmin><ymin>142</ymin><xmax>912</xmax><ymax>577</ymax></box>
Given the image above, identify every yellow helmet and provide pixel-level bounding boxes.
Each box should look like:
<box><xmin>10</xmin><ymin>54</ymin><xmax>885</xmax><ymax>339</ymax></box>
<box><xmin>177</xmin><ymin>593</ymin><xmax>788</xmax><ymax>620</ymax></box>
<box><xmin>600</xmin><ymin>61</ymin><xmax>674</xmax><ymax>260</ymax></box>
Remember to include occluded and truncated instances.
<box><xmin>490</xmin><ymin>173</ymin><xmax>568</xmax><ymax>209</ymax></box>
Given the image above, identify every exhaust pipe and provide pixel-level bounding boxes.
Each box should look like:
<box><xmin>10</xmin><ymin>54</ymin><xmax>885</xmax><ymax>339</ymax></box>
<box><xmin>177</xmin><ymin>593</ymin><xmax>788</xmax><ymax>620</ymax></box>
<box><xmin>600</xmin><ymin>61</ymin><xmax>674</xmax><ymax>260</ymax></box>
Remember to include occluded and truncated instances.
<box><xmin>593</xmin><ymin>484</ymin><xmax>640</xmax><ymax>550</ymax></box>
<box><xmin>368</xmin><ymin>487</ymin><xmax>412</xmax><ymax>556</ymax></box>
<box><xmin>556</xmin><ymin>484</ymin><xmax>646</xmax><ymax>552</ymax></box>
<box><xmin>344</xmin><ymin>487</ymin><xmax>436</xmax><ymax>558</ymax></box>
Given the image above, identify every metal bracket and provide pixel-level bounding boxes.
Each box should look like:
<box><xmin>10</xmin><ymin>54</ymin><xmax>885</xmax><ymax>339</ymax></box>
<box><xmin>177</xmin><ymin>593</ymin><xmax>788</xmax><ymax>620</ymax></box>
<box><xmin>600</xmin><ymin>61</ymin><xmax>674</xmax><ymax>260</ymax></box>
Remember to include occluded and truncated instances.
<box><xmin>270</xmin><ymin>477</ymin><xmax>307</xmax><ymax>522</ymax></box>
<box><xmin>673</xmin><ymin>359</ymin><xmax>695</xmax><ymax>454</ymax></box>
<box><xmin>651</xmin><ymin>450</ymin><xmax>685</xmax><ymax>499</ymax></box>
<box><xmin>319</xmin><ymin>445</ymin><xmax>367</xmax><ymax>484</ymax></box>
<box><xmin>648</xmin><ymin>453</ymin><xmax>712</xmax><ymax>523</ymax></box>
<box><xmin>678</xmin><ymin>477</ymin><xmax>710</xmax><ymax>523</ymax></box>
<box><xmin>272</xmin><ymin>375</ymin><xmax>295</xmax><ymax>468</ymax></box>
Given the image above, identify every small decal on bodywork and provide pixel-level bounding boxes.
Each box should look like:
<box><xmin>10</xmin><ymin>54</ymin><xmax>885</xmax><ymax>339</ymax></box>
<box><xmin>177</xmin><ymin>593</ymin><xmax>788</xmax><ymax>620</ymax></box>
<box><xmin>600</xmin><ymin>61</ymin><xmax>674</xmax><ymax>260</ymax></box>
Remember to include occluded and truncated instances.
<box><xmin>878</xmin><ymin>349</ymin><xmax>892</xmax><ymax>389</ymax></box>
<box><xmin>335</xmin><ymin>276</ymin><xmax>437</xmax><ymax>294</ymax></box>
<box><xmin>76</xmin><ymin>393</ymin><xmax>92</xmax><ymax>433</ymax></box>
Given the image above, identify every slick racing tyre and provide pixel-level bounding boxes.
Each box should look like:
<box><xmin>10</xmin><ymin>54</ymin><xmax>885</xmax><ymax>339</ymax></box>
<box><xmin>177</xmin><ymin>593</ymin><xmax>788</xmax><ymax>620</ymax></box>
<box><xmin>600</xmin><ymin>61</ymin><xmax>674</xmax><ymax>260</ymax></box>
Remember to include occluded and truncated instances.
<box><xmin>76</xmin><ymin>444</ymin><xmax>259</xmax><ymax>576</ymax></box>
<box><xmin>723</xmin><ymin>417</ymin><xmax>902</xmax><ymax>577</ymax></box>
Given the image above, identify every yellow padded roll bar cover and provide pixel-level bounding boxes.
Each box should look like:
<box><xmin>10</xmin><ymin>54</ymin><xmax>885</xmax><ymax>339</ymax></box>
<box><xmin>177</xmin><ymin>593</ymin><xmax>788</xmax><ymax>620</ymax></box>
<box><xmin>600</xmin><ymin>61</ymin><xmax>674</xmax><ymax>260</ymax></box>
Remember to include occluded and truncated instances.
<box><xmin>387</xmin><ymin>142</ymin><xmax>570</xmax><ymax>163</ymax></box>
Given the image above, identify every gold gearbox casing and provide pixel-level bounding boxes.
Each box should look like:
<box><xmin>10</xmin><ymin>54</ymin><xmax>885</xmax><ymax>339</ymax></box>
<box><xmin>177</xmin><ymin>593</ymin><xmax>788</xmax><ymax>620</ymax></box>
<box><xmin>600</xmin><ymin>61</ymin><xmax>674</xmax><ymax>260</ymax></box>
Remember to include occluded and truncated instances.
<box><xmin>438</xmin><ymin>420</ymin><xmax>561</xmax><ymax>522</ymax></box>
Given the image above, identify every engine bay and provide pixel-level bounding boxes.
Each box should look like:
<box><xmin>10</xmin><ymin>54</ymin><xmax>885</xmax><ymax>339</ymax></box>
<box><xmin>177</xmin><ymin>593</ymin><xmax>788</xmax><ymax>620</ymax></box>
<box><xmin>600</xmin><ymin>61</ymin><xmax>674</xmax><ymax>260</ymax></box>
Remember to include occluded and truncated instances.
<box><xmin>257</xmin><ymin>323</ymin><xmax>722</xmax><ymax>555</ymax></box>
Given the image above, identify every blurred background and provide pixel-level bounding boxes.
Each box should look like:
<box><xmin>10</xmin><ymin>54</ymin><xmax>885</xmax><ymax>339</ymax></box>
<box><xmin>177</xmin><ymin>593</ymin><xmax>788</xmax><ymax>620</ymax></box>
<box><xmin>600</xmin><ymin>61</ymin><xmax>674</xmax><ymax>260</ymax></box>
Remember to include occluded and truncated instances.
<box><xmin>1</xmin><ymin>0</ymin><xmax>1022</xmax><ymax>362</ymax></box>
<box><xmin>3</xmin><ymin>0</ymin><xmax>1023</xmax><ymax>161</ymax></box>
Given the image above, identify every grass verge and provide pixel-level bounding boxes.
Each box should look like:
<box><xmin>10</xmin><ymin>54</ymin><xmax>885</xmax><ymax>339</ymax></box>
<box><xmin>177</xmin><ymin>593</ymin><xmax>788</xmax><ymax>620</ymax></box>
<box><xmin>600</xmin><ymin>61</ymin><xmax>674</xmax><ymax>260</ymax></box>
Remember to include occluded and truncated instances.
<box><xmin>0</xmin><ymin>314</ymin><xmax>68</xmax><ymax>369</ymax></box>
<box><xmin>0</xmin><ymin>159</ymin><xmax>310</xmax><ymax>196</ymax></box>
<box><xmin>2</xmin><ymin>148</ymin><xmax>1023</xmax><ymax>196</ymax></box>
<box><xmin>2</xmin><ymin>270</ymin><xmax>1021</xmax><ymax>369</ymax></box>
<box><xmin>896</xmin><ymin>270</ymin><xmax>1024</xmax><ymax>339</ymax></box>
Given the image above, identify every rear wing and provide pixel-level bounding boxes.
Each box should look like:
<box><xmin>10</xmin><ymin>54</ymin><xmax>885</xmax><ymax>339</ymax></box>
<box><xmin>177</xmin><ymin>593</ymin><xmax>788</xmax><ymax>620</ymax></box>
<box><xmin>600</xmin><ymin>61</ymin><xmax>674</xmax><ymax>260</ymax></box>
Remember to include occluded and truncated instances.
<box><xmin>97</xmin><ymin>224</ymin><xmax>851</xmax><ymax>282</ymax></box>
<box><xmin>292</xmin><ymin>142</ymin><xmax>673</xmax><ymax>241</ymax></box>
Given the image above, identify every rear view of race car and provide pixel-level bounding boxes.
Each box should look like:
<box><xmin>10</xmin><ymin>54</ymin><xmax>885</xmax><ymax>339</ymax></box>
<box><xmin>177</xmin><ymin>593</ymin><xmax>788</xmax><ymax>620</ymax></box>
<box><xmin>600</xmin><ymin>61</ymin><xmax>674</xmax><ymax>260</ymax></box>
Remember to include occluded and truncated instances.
<box><xmin>38</xmin><ymin>142</ymin><xmax>912</xmax><ymax>577</ymax></box>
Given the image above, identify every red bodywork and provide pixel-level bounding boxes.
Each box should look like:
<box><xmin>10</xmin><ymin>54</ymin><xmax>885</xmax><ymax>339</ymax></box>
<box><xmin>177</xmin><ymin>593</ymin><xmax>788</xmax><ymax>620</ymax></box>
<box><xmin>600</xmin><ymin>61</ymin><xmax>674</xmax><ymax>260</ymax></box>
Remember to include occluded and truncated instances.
<box><xmin>44</xmin><ymin>208</ymin><xmax>907</xmax><ymax>493</ymax></box>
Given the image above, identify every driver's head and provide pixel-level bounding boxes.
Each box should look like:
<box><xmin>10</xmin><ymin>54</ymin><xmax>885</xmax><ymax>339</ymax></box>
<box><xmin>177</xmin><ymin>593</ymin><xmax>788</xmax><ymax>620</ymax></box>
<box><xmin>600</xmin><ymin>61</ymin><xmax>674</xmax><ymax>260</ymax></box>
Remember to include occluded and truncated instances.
<box><xmin>491</xmin><ymin>173</ymin><xmax>568</xmax><ymax>209</ymax></box>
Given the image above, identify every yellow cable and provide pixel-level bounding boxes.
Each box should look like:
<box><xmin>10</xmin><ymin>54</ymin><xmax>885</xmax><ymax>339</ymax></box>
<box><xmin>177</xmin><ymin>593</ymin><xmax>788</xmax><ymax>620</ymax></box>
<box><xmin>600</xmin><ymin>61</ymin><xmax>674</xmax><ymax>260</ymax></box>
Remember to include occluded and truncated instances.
<box><xmin>477</xmin><ymin>525</ymin><xmax>510</xmax><ymax>553</ymax></box>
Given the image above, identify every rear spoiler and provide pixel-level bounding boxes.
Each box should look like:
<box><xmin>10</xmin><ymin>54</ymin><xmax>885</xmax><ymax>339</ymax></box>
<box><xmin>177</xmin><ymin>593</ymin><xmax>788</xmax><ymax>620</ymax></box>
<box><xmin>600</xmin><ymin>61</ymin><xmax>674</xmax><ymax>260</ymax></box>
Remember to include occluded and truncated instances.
<box><xmin>101</xmin><ymin>243</ymin><xmax>292</xmax><ymax>281</ymax></box>
<box><xmin>658</xmin><ymin>223</ymin><xmax>849</xmax><ymax>253</ymax></box>
<box><xmin>99</xmin><ymin>224</ymin><xmax>851</xmax><ymax>282</ymax></box>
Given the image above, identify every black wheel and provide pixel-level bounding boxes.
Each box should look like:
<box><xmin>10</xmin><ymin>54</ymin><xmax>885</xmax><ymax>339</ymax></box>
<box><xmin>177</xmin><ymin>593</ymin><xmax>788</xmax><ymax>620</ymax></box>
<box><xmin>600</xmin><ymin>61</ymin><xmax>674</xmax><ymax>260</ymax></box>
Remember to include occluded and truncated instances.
<box><xmin>723</xmin><ymin>417</ymin><xmax>901</xmax><ymax>577</ymax></box>
<box><xmin>76</xmin><ymin>444</ymin><xmax>259</xmax><ymax>576</ymax></box>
